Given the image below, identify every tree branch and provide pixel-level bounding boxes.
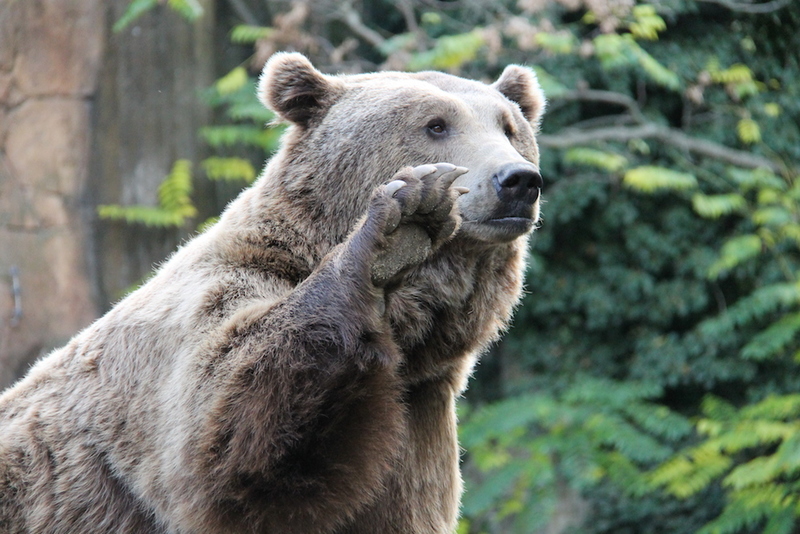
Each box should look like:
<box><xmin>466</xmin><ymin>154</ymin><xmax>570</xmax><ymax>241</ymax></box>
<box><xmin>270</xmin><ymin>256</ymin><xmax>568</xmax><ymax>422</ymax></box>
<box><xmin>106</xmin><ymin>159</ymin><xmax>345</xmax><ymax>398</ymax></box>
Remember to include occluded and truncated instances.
<box><xmin>335</xmin><ymin>2</ymin><xmax>386</xmax><ymax>48</ymax></box>
<box><xmin>554</xmin><ymin>89</ymin><xmax>646</xmax><ymax>124</ymax></box>
<box><xmin>696</xmin><ymin>0</ymin><xmax>792</xmax><ymax>13</ymax></box>
<box><xmin>417</xmin><ymin>0</ymin><xmax>465</xmax><ymax>10</ymax></box>
<box><xmin>539</xmin><ymin>124</ymin><xmax>784</xmax><ymax>172</ymax></box>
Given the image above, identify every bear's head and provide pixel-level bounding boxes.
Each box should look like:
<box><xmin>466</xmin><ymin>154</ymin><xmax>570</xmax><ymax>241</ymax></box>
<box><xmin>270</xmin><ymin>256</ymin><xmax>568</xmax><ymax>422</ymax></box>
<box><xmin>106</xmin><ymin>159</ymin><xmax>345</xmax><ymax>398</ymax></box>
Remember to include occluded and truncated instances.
<box><xmin>258</xmin><ymin>53</ymin><xmax>546</xmax><ymax>245</ymax></box>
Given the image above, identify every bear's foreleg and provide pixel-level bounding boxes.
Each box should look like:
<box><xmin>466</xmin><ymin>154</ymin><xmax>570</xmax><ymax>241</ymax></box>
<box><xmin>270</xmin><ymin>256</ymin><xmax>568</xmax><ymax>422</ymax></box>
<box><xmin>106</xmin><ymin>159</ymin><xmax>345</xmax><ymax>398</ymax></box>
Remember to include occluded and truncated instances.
<box><xmin>179</xmin><ymin>164</ymin><xmax>464</xmax><ymax>534</ymax></box>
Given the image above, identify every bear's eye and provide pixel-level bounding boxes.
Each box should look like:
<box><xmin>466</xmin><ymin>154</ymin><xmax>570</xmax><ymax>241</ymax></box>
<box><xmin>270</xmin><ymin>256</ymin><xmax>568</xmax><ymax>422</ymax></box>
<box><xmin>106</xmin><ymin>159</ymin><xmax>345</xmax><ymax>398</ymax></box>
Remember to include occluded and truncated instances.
<box><xmin>503</xmin><ymin>123</ymin><xmax>514</xmax><ymax>139</ymax></box>
<box><xmin>426</xmin><ymin>119</ymin><xmax>448</xmax><ymax>138</ymax></box>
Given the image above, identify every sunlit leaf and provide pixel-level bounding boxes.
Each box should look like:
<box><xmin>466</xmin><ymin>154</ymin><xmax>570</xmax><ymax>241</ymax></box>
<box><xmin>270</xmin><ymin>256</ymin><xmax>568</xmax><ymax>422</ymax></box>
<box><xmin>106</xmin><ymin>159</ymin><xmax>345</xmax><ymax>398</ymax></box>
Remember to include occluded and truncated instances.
<box><xmin>623</xmin><ymin>166</ymin><xmax>697</xmax><ymax>193</ymax></box>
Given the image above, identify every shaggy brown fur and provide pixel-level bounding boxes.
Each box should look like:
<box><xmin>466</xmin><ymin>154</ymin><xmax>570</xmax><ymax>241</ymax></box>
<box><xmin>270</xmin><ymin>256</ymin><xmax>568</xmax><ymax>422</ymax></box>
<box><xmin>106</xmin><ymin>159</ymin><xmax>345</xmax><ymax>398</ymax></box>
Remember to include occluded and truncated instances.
<box><xmin>0</xmin><ymin>53</ymin><xmax>545</xmax><ymax>533</ymax></box>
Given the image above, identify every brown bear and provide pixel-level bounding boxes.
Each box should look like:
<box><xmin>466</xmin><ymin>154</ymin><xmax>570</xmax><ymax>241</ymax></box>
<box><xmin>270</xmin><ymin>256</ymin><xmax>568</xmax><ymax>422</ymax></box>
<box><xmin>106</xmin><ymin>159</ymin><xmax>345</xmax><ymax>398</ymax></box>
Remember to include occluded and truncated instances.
<box><xmin>0</xmin><ymin>53</ymin><xmax>545</xmax><ymax>533</ymax></box>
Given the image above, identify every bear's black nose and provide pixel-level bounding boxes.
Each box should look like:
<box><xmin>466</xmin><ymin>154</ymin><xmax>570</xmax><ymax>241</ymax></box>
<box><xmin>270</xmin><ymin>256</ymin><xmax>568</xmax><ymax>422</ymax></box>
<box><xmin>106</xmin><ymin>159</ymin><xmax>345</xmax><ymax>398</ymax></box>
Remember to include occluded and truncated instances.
<box><xmin>492</xmin><ymin>163</ymin><xmax>543</xmax><ymax>205</ymax></box>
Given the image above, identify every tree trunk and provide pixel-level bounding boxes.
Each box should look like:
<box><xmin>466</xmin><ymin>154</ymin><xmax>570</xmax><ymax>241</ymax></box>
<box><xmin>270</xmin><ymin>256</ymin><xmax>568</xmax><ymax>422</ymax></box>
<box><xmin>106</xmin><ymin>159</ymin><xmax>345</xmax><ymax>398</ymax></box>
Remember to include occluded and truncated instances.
<box><xmin>87</xmin><ymin>0</ymin><xmax>216</xmax><ymax>309</ymax></box>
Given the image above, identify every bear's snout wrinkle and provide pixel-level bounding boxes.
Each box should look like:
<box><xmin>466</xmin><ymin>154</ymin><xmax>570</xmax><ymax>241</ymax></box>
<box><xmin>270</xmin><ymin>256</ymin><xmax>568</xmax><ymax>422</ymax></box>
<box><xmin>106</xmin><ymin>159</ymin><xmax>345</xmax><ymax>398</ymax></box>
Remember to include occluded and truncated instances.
<box><xmin>491</xmin><ymin>162</ymin><xmax>542</xmax><ymax>204</ymax></box>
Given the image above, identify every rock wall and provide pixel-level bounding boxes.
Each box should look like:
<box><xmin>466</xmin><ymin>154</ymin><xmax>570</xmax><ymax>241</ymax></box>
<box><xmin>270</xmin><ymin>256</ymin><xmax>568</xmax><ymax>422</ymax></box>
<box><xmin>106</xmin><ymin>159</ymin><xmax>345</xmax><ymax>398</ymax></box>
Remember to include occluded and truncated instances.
<box><xmin>0</xmin><ymin>0</ymin><xmax>104</xmax><ymax>387</ymax></box>
<box><xmin>0</xmin><ymin>0</ymin><xmax>216</xmax><ymax>388</ymax></box>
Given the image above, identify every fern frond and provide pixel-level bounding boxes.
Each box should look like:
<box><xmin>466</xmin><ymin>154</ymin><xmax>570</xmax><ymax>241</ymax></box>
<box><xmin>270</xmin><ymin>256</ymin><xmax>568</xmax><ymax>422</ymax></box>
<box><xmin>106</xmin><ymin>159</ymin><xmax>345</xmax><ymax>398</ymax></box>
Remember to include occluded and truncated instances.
<box><xmin>699</xmin><ymin>283</ymin><xmax>800</xmax><ymax>340</ymax></box>
<box><xmin>97</xmin><ymin>160</ymin><xmax>196</xmax><ymax>228</ymax></box>
<box><xmin>772</xmin><ymin>432</ymin><xmax>800</xmax><ymax>476</ymax></box>
<box><xmin>564</xmin><ymin>148</ymin><xmax>628</xmax><ymax>172</ymax></box>
<box><xmin>157</xmin><ymin>160</ymin><xmax>196</xmax><ymax>219</ymax></box>
<box><xmin>753</xmin><ymin>206</ymin><xmax>791</xmax><ymax>227</ymax></box>
<box><xmin>200</xmin><ymin>125</ymin><xmax>282</xmax><ymax>150</ymax></box>
<box><xmin>708</xmin><ymin>234</ymin><xmax>762</xmax><ymax>278</ymax></box>
<box><xmin>97</xmin><ymin>205</ymin><xmax>185</xmax><ymax>228</ymax></box>
<box><xmin>216</xmin><ymin>67</ymin><xmax>249</xmax><ymax>96</ymax></box>
<box><xmin>762</xmin><ymin>508</ymin><xmax>796</xmax><ymax>534</ymax></box>
<box><xmin>623</xmin><ymin>166</ymin><xmax>697</xmax><ymax>193</ymax></box>
<box><xmin>230</xmin><ymin>25</ymin><xmax>274</xmax><ymax>44</ymax></box>
<box><xmin>623</xmin><ymin>403</ymin><xmax>693</xmax><ymax>441</ymax></box>
<box><xmin>716</xmin><ymin>421</ymin><xmax>795</xmax><ymax>454</ymax></box>
<box><xmin>741</xmin><ymin>395</ymin><xmax>800</xmax><ymax>421</ymax></box>
<box><xmin>166</xmin><ymin>0</ymin><xmax>203</xmax><ymax>21</ymax></box>
<box><xmin>562</xmin><ymin>377</ymin><xmax>661</xmax><ymax>406</ymax></box>
<box><xmin>202</xmin><ymin>157</ymin><xmax>257</xmax><ymax>183</ymax></box>
<box><xmin>461</xmin><ymin>459</ymin><xmax>527</xmax><ymax>515</ymax></box>
<box><xmin>697</xmin><ymin>500</ymin><xmax>765</xmax><ymax>534</ymax></box>
<box><xmin>741</xmin><ymin>313</ymin><xmax>800</xmax><ymax>361</ymax></box>
<box><xmin>701</xmin><ymin>395</ymin><xmax>738</xmax><ymax>422</ymax></box>
<box><xmin>698</xmin><ymin>485</ymin><xmax>790</xmax><ymax>534</ymax></box>
<box><xmin>586</xmin><ymin>413</ymin><xmax>672</xmax><ymax>462</ymax></box>
<box><xmin>724</xmin><ymin>456</ymin><xmax>781</xmax><ymax>490</ymax></box>
<box><xmin>692</xmin><ymin>193</ymin><xmax>747</xmax><ymax>219</ymax></box>
<box><xmin>226</xmin><ymin>102</ymin><xmax>275</xmax><ymax>123</ymax></box>
<box><xmin>649</xmin><ymin>455</ymin><xmax>695</xmax><ymax>490</ymax></box>
<box><xmin>113</xmin><ymin>0</ymin><xmax>157</xmax><ymax>33</ymax></box>
<box><xmin>600</xmin><ymin>451</ymin><xmax>650</xmax><ymax>496</ymax></box>
<box><xmin>650</xmin><ymin>446</ymin><xmax>732</xmax><ymax>498</ymax></box>
<box><xmin>459</xmin><ymin>394</ymin><xmax>548</xmax><ymax>449</ymax></box>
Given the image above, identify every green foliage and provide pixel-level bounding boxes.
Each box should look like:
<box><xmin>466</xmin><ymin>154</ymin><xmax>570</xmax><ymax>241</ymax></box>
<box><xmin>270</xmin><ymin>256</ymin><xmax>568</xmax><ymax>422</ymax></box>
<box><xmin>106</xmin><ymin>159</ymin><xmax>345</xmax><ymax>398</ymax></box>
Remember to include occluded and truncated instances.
<box><xmin>737</xmin><ymin>118</ymin><xmax>762</xmax><ymax>144</ymax></box>
<box><xmin>166</xmin><ymin>0</ymin><xmax>202</xmax><ymax>22</ymax></box>
<box><xmin>230</xmin><ymin>25</ymin><xmax>274</xmax><ymax>45</ymax></box>
<box><xmin>708</xmin><ymin>61</ymin><xmax>762</xmax><ymax>100</ymax></box>
<box><xmin>629</xmin><ymin>5</ymin><xmax>667</xmax><ymax>41</ymax></box>
<box><xmin>650</xmin><ymin>394</ymin><xmax>800</xmax><ymax>534</ymax></box>
<box><xmin>533</xmin><ymin>31</ymin><xmax>578</xmax><ymax>55</ymax></box>
<box><xmin>114</xmin><ymin>0</ymin><xmax>202</xmax><ymax>33</ymax></box>
<box><xmin>98</xmin><ymin>160</ymin><xmax>197</xmax><ymax>228</ymax></box>
<box><xmin>741</xmin><ymin>312</ymin><xmax>800</xmax><ymax>361</ymax></box>
<box><xmin>708</xmin><ymin>234</ymin><xmax>763</xmax><ymax>278</ymax></box>
<box><xmin>565</xmin><ymin>148</ymin><xmax>628</xmax><ymax>173</ymax></box>
<box><xmin>460</xmin><ymin>376</ymin><xmax>691</xmax><ymax>533</ymax></box>
<box><xmin>113</xmin><ymin>0</ymin><xmax>157</xmax><ymax>33</ymax></box>
<box><xmin>109</xmin><ymin>1</ymin><xmax>800</xmax><ymax>532</ymax></box>
<box><xmin>531</xmin><ymin>67</ymin><xmax>568</xmax><ymax>98</ymax></box>
<box><xmin>692</xmin><ymin>193</ymin><xmax>747</xmax><ymax>219</ymax></box>
<box><xmin>435</xmin><ymin>0</ymin><xmax>800</xmax><ymax>530</ymax></box>
<box><xmin>202</xmin><ymin>157</ymin><xmax>257</xmax><ymax>183</ymax></box>
<box><xmin>593</xmin><ymin>34</ymin><xmax>680</xmax><ymax>90</ymax></box>
<box><xmin>407</xmin><ymin>30</ymin><xmax>485</xmax><ymax>71</ymax></box>
<box><xmin>623</xmin><ymin>166</ymin><xmax>698</xmax><ymax>193</ymax></box>
<box><xmin>215</xmin><ymin>67</ymin><xmax>249</xmax><ymax>96</ymax></box>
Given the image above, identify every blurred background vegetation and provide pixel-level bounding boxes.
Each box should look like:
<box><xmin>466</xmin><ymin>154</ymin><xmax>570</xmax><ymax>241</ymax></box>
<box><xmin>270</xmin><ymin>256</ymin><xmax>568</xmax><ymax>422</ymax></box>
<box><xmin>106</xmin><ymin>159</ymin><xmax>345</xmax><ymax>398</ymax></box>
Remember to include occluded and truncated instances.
<box><xmin>4</xmin><ymin>0</ymin><xmax>800</xmax><ymax>532</ymax></box>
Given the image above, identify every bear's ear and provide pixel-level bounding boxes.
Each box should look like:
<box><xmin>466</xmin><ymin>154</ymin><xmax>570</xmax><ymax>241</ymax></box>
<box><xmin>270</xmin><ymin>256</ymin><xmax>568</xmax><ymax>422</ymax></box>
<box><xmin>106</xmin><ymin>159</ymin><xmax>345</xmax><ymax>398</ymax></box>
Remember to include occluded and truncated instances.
<box><xmin>492</xmin><ymin>65</ymin><xmax>546</xmax><ymax>127</ymax></box>
<box><xmin>258</xmin><ymin>52</ymin><xmax>344</xmax><ymax>126</ymax></box>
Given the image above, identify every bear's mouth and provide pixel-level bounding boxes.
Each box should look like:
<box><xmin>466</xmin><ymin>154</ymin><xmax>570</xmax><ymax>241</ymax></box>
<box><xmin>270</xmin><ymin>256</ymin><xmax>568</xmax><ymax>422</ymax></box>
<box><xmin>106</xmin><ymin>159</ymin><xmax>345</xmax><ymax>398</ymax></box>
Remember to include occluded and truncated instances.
<box><xmin>482</xmin><ymin>216</ymin><xmax>535</xmax><ymax>235</ymax></box>
<box><xmin>460</xmin><ymin>217</ymin><xmax>535</xmax><ymax>242</ymax></box>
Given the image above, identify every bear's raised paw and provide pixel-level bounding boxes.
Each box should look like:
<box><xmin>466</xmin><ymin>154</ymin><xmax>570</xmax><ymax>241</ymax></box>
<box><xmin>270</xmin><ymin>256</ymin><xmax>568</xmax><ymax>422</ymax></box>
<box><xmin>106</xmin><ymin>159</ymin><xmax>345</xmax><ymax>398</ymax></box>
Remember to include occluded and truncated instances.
<box><xmin>368</xmin><ymin>163</ymin><xmax>468</xmax><ymax>286</ymax></box>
